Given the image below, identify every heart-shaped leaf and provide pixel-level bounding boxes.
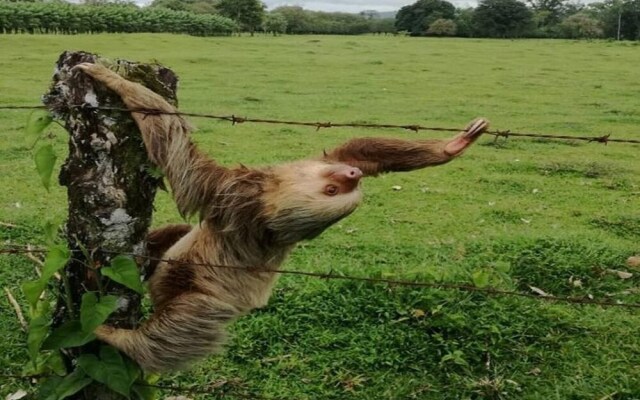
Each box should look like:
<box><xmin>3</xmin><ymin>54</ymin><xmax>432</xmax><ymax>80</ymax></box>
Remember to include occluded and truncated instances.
<box><xmin>80</xmin><ymin>292</ymin><xmax>118</xmax><ymax>333</ymax></box>
<box><xmin>34</xmin><ymin>144</ymin><xmax>57</xmax><ymax>192</ymax></box>
<box><xmin>101</xmin><ymin>256</ymin><xmax>144</xmax><ymax>294</ymax></box>
<box><xmin>42</xmin><ymin>320</ymin><xmax>96</xmax><ymax>350</ymax></box>
<box><xmin>42</xmin><ymin>245</ymin><xmax>70</xmax><ymax>281</ymax></box>
<box><xmin>78</xmin><ymin>346</ymin><xmax>139</xmax><ymax>398</ymax></box>
<box><xmin>38</xmin><ymin>369</ymin><xmax>92</xmax><ymax>400</ymax></box>
<box><xmin>25</xmin><ymin>110</ymin><xmax>53</xmax><ymax>145</ymax></box>
<box><xmin>22</xmin><ymin>280</ymin><xmax>46</xmax><ymax>310</ymax></box>
<box><xmin>23</xmin><ymin>245</ymin><xmax>70</xmax><ymax>309</ymax></box>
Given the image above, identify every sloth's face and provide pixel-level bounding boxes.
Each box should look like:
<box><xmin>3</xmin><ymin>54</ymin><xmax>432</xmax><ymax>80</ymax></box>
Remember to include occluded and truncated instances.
<box><xmin>263</xmin><ymin>161</ymin><xmax>363</xmax><ymax>244</ymax></box>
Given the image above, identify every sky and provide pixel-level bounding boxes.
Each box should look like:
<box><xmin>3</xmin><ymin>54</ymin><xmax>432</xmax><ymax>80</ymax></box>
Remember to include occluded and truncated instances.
<box><xmin>263</xmin><ymin>0</ymin><xmax>474</xmax><ymax>12</ymax></box>
<box><xmin>132</xmin><ymin>0</ymin><xmax>593</xmax><ymax>14</ymax></box>
<box><xmin>264</xmin><ymin>0</ymin><xmax>601</xmax><ymax>12</ymax></box>
<box><xmin>132</xmin><ymin>0</ymin><xmax>430</xmax><ymax>12</ymax></box>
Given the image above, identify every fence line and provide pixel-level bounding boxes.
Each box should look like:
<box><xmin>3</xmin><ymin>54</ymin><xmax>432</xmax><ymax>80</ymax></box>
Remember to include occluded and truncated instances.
<box><xmin>139</xmin><ymin>382</ymin><xmax>273</xmax><ymax>399</ymax></box>
<box><xmin>0</xmin><ymin>373</ymin><xmax>276</xmax><ymax>399</ymax></box>
<box><xmin>1</xmin><ymin>104</ymin><xmax>639</xmax><ymax>144</ymax></box>
<box><xmin>2</xmin><ymin>96</ymin><xmax>637</xmax><ymax>399</ymax></box>
<box><xmin>2</xmin><ymin>246</ymin><xmax>638</xmax><ymax>309</ymax></box>
<box><xmin>2</xmin><ymin>244</ymin><xmax>639</xmax><ymax>397</ymax></box>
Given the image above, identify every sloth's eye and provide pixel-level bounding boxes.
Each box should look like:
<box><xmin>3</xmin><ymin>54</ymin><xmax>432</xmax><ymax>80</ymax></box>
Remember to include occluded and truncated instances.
<box><xmin>324</xmin><ymin>184</ymin><xmax>339</xmax><ymax>196</ymax></box>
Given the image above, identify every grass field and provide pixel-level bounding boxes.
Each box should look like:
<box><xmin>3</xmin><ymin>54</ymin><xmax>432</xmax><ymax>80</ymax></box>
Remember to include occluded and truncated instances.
<box><xmin>1</xmin><ymin>34</ymin><xmax>639</xmax><ymax>399</ymax></box>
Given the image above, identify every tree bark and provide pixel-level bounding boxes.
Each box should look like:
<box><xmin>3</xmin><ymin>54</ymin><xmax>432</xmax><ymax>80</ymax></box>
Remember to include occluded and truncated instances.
<box><xmin>42</xmin><ymin>51</ymin><xmax>178</xmax><ymax>400</ymax></box>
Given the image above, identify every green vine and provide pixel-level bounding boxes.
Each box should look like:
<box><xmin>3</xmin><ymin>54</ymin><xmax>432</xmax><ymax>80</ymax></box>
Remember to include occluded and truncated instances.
<box><xmin>19</xmin><ymin>112</ymin><xmax>158</xmax><ymax>400</ymax></box>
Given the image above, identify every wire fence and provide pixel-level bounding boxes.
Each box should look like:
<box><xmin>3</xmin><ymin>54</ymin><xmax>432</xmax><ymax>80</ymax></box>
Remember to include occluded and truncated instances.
<box><xmin>1</xmin><ymin>104</ymin><xmax>639</xmax><ymax>144</ymax></box>
<box><xmin>0</xmin><ymin>372</ymin><xmax>275</xmax><ymax>399</ymax></box>
<box><xmin>0</xmin><ymin>375</ymin><xmax>277</xmax><ymax>399</ymax></box>
<box><xmin>1</xmin><ymin>104</ymin><xmax>639</xmax><ymax>398</ymax></box>
<box><xmin>2</xmin><ymin>242</ymin><xmax>639</xmax><ymax>397</ymax></box>
<box><xmin>1</xmin><ymin>246</ymin><xmax>639</xmax><ymax>309</ymax></box>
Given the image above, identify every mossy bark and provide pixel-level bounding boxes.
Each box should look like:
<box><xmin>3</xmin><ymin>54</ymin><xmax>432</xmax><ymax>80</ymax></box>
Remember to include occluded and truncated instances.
<box><xmin>43</xmin><ymin>51</ymin><xmax>178</xmax><ymax>400</ymax></box>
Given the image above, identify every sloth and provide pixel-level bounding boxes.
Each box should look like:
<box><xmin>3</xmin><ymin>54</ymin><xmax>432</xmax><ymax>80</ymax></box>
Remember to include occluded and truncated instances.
<box><xmin>74</xmin><ymin>63</ymin><xmax>489</xmax><ymax>372</ymax></box>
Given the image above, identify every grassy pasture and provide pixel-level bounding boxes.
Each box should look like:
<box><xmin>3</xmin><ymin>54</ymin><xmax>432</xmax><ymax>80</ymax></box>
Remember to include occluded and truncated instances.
<box><xmin>1</xmin><ymin>34</ymin><xmax>639</xmax><ymax>399</ymax></box>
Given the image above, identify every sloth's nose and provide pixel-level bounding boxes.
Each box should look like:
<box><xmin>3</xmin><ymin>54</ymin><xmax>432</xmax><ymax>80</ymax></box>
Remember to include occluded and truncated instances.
<box><xmin>345</xmin><ymin>167</ymin><xmax>363</xmax><ymax>180</ymax></box>
<box><xmin>328</xmin><ymin>166</ymin><xmax>363</xmax><ymax>192</ymax></box>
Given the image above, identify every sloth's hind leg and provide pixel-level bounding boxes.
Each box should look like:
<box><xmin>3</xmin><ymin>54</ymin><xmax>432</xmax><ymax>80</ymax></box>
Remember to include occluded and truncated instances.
<box><xmin>95</xmin><ymin>293</ymin><xmax>238</xmax><ymax>372</ymax></box>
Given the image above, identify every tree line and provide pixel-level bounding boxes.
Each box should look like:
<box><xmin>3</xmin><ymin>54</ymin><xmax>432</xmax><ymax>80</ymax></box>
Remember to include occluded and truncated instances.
<box><xmin>0</xmin><ymin>1</ymin><xmax>235</xmax><ymax>35</ymax></box>
<box><xmin>396</xmin><ymin>0</ymin><xmax>640</xmax><ymax>39</ymax></box>
<box><xmin>1</xmin><ymin>0</ymin><xmax>639</xmax><ymax>40</ymax></box>
<box><xmin>149</xmin><ymin>0</ymin><xmax>396</xmax><ymax>35</ymax></box>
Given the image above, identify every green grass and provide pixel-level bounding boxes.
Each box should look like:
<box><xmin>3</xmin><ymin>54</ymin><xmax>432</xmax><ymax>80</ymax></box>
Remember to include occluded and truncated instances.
<box><xmin>1</xmin><ymin>34</ymin><xmax>640</xmax><ymax>399</ymax></box>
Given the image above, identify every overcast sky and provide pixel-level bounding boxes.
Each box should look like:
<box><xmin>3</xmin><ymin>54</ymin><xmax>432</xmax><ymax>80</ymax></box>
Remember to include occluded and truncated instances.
<box><xmin>133</xmin><ymin>0</ymin><xmax>592</xmax><ymax>13</ymax></box>
<box><xmin>132</xmin><ymin>0</ymin><xmax>428</xmax><ymax>11</ymax></box>
<box><xmin>263</xmin><ymin>0</ymin><xmax>475</xmax><ymax>12</ymax></box>
<box><xmin>266</xmin><ymin>0</ymin><xmax>603</xmax><ymax>12</ymax></box>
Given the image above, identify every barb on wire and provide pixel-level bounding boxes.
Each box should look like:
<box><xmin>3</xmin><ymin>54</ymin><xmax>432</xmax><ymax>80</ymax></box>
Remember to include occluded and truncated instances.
<box><xmin>2</xmin><ymin>246</ymin><xmax>638</xmax><ymax>309</ymax></box>
<box><xmin>1</xmin><ymin>104</ymin><xmax>639</xmax><ymax>144</ymax></box>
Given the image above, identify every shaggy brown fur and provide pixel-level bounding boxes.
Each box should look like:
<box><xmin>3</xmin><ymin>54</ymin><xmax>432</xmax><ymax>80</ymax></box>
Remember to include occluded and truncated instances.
<box><xmin>145</xmin><ymin>223</ymin><xmax>192</xmax><ymax>278</ymax></box>
<box><xmin>75</xmin><ymin>63</ymin><xmax>489</xmax><ymax>372</ymax></box>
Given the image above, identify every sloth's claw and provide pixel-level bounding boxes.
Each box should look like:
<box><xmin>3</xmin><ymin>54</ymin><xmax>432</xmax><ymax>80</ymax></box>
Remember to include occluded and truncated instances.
<box><xmin>444</xmin><ymin>117</ymin><xmax>490</xmax><ymax>156</ymax></box>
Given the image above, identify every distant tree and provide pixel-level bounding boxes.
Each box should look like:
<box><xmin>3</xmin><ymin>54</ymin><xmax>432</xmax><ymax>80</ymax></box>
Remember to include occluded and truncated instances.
<box><xmin>585</xmin><ymin>0</ymin><xmax>640</xmax><ymax>39</ymax></box>
<box><xmin>370</xmin><ymin>17</ymin><xmax>397</xmax><ymax>34</ymax></box>
<box><xmin>150</xmin><ymin>0</ymin><xmax>189</xmax><ymax>12</ymax></box>
<box><xmin>563</xmin><ymin>1</ymin><xmax>586</xmax><ymax>15</ymax></box>
<box><xmin>454</xmin><ymin>7</ymin><xmax>475</xmax><ymax>36</ymax></box>
<box><xmin>150</xmin><ymin>0</ymin><xmax>217</xmax><ymax>14</ymax></box>
<box><xmin>559</xmin><ymin>12</ymin><xmax>604</xmax><ymax>37</ymax></box>
<box><xmin>216</xmin><ymin>0</ymin><xmax>265</xmax><ymax>34</ymax></box>
<box><xmin>273</xmin><ymin>5</ymin><xmax>310</xmax><ymax>33</ymax></box>
<box><xmin>584</xmin><ymin>1</ymin><xmax>618</xmax><ymax>37</ymax></box>
<box><xmin>189</xmin><ymin>1</ymin><xmax>218</xmax><ymax>14</ymax></box>
<box><xmin>427</xmin><ymin>18</ymin><xmax>456</xmax><ymax>35</ymax></box>
<box><xmin>310</xmin><ymin>11</ymin><xmax>371</xmax><ymax>34</ymax></box>
<box><xmin>472</xmin><ymin>0</ymin><xmax>534</xmax><ymax>37</ymax></box>
<box><xmin>0</xmin><ymin>1</ymin><xmax>236</xmax><ymax>35</ymax></box>
<box><xmin>609</xmin><ymin>0</ymin><xmax>640</xmax><ymax>39</ymax></box>
<box><xmin>526</xmin><ymin>0</ymin><xmax>568</xmax><ymax>26</ymax></box>
<box><xmin>263</xmin><ymin>11</ymin><xmax>287</xmax><ymax>35</ymax></box>
<box><xmin>360</xmin><ymin>10</ymin><xmax>380</xmax><ymax>19</ymax></box>
<box><xmin>395</xmin><ymin>0</ymin><xmax>455</xmax><ymax>35</ymax></box>
<box><xmin>272</xmin><ymin>6</ymin><xmax>375</xmax><ymax>34</ymax></box>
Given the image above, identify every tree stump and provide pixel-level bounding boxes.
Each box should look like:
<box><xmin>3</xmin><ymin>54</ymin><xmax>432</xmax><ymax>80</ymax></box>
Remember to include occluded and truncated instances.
<box><xmin>42</xmin><ymin>51</ymin><xmax>178</xmax><ymax>399</ymax></box>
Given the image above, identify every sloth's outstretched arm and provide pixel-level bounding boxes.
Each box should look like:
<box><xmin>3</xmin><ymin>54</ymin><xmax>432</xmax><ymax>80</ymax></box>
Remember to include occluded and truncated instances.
<box><xmin>74</xmin><ymin>63</ymin><xmax>231</xmax><ymax>219</ymax></box>
<box><xmin>322</xmin><ymin>118</ymin><xmax>489</xmax><ymax>176</ymax></box>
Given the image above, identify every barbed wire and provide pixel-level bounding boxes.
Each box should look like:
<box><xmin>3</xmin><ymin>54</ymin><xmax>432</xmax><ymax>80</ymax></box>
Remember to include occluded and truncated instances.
<box><xmin>2</xmin><ymin>246</ymin><xmax>639</xmax><ymax>309</ymax></box>
<box><xmin>1</xmin><ymin>104</ymin><xmax>639</xmax><ymax>144</ymax></box>
<box><xmin>138</xmin><ymin>382</ymin><xmax>274</xmax><ymax>399</ymax></box>
<box><xmin>2</xmin><ymin>100</ymin><xmax>636</xmax><ymax>399</ymax></box>
<box><xmin>0</xmin><ymin>373</ymin><xmax>277</xmax><ymax>399</ymax></box>
<box><xmin>2</xmin><ymin>244</ymin><xmax>639</xmax><ymax>397</ymax></box>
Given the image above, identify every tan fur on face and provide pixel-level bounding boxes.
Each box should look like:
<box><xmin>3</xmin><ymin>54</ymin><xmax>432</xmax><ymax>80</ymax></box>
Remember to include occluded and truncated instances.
<box><xmin>262</xmin><ymin>161</ymin><xmax>362</xmax><ymax>243</ymax></box>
